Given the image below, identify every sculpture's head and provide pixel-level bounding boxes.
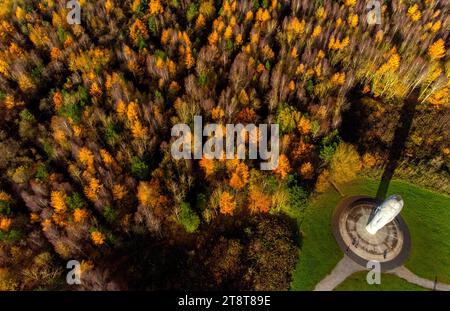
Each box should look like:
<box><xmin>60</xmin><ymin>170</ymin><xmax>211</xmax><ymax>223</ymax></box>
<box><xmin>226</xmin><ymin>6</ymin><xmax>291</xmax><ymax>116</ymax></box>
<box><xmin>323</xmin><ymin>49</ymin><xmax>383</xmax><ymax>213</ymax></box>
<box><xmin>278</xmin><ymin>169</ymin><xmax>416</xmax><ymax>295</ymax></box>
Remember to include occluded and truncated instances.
<box><xmin>392</xmin><ymin>194</ymin><xmax>402</xmax><ymax>201</ymax></box>
<box><xmin>388</xmin><ymin>194</ymin><xmax>404</xmax><ymax>210</ymax></box>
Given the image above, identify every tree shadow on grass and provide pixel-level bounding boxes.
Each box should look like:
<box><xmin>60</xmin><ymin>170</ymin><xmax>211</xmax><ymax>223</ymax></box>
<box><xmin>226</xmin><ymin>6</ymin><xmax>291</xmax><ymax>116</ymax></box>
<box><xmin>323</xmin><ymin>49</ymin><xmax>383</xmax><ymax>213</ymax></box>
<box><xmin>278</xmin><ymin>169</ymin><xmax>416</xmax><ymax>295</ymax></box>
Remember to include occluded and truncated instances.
<box><xmin>376</xmin><ymin>96</ymin><xmax>418</xmax><ymax>200</ymax></box>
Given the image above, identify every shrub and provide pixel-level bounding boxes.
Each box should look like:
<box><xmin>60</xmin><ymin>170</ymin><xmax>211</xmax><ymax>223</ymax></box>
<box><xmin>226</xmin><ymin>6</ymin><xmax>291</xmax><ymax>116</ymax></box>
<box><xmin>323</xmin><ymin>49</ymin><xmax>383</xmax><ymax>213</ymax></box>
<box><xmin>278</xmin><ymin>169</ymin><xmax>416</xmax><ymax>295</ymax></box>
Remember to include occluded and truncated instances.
<box><xmin>196</xmin><ymin>193</ymin><xmax>207</xmax><ymax>211</ymax></box>
<box><xmin>0</xmin><ymin>229</ymin><xmax>21</xmax><ymax>244</ymax></box>
<box><xmin>131</xmin><ymin>157</ymin><xmax>149</xmax><ymax>180</ymax></box>
<box><xmin>35</xmin><ymin>163</ymin><xmax>49</xmax><ymax>181</ymax></box>
<box><xmin>179</xmin><ymin>202</ymin><xmax>200</xmax><ymax>233</ymax></box>
<box><xmin>286</xmin><ymin>185</ymin><xmax>308</xmax><ymax>219</ymax></box>
<box><xmin>103</xmin><ymin>121</ymin><xmax>121</xmax><ymax>146</ymax></box>
<box><xmin>19</xmin><ymin>109</ymin><xmax>36</xmax><ymax>140</ymax></box>
<box><xmin>59</xmin><ymin>103</ymin><xmax>83</xmax><ymax>123</ymax></box>
<box><xmin>103</xmin><ymin>206</ymin><xmax>118</xmax><ymax>223</ymax></box>
<box><xmin>319</xmin><ymin>145</ymin><xmax>336</xmax><ymax>164</ymax></box>
<box><xmin>277</xmin><ymin>104</ymin><xmax>300</xmax><ymax>134</ymax></box>
<box><xmin>186</xmin><ymin>3</ymin><xmax>198</xmax><ymax>22</ymax></box>
<box><xmin>0</xmin><ymin>201</ymin><xmax>11</xmax><ymax>215</ymax></box>
<box><xmin>66</xmin><ymin>192</ymin><xmax>86</xmax><ymax>211</ymax></box>
<box><xmin>319</xmin><ymin>130</ymin><xmax>341</xmax><ymax>163</ymax></box>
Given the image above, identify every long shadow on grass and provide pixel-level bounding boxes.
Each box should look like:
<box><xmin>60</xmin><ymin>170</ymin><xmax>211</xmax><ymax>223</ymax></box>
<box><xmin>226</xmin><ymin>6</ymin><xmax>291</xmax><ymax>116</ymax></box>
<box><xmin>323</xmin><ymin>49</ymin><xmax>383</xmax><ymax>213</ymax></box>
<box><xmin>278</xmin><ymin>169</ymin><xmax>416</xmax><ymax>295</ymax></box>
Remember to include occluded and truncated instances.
<box><xmin>376</xmin><ymin>96</ymin><xmax>418</xmax><ymax>200</ymax></box>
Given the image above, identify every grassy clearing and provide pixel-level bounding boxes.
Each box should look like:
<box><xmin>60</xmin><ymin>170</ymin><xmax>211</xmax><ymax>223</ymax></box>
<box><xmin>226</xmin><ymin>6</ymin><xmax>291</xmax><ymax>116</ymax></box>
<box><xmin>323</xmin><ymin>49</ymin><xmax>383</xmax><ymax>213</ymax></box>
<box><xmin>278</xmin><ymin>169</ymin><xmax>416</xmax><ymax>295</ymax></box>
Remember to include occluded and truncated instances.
<box><xmin>290</xmin><ymin>178</ymin><xmax>450</xmax><ymax>290</ymax></box>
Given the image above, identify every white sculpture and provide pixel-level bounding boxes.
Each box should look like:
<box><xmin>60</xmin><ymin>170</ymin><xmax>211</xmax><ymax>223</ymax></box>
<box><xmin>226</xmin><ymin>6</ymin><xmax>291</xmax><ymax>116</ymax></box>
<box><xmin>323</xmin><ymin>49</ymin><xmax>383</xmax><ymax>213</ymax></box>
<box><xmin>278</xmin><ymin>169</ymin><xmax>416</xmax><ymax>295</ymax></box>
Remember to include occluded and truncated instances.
<box><xmin>365</xmin><ymin>195</ymin><xmax>404</xmax><ymax>235</ymax></box>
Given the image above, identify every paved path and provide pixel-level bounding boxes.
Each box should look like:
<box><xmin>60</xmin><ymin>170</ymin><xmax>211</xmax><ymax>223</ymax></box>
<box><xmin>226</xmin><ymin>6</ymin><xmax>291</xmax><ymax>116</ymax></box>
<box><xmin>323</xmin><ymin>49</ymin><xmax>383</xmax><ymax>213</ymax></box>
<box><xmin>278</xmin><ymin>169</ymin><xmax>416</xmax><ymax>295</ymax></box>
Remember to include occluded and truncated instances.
<box><xmin>389</xmin><ymin>266</ymin><xmax>450</xmax><ymax>291</ymax></box>
<box><xmin>314</xmin><ymin>256</ymin><xmax>364</xmax><ymax>291</ymax></box>
<box><xmin>314</xmin><ymin>258</ymin><xmax>450</xmax><ymax>291</ymax></box>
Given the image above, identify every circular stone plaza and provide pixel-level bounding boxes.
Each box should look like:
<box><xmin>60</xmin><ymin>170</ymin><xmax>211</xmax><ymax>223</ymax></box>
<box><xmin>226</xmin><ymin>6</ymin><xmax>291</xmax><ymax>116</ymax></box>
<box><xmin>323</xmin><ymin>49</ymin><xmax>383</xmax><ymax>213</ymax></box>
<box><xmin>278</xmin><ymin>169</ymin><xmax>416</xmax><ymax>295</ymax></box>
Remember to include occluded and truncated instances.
<box><xmin>332</xmin><ymin>196</ymin><xmax>411</xmax><ymax>271</ymax></box>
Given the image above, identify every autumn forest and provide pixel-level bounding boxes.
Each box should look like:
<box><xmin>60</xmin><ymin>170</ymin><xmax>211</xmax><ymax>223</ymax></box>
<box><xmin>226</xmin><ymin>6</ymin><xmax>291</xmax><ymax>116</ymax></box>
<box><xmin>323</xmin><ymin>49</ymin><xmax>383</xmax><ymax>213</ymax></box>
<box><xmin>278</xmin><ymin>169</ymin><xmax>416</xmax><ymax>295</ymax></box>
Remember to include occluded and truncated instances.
<box><xmin>0</xmin><ymin>0</ymin><xmax>449</xmax><ymax>291</ymax></box>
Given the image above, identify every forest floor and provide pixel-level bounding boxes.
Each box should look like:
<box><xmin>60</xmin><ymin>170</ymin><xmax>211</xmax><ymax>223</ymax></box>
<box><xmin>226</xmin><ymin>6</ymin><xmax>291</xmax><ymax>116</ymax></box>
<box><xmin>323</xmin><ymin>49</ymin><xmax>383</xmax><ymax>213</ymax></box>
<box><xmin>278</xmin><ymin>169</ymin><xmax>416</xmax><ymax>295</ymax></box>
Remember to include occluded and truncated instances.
<box><xmin>290</xmin><ymin>177</ymin><xmax>450</xmax><ymax>291</ymax></box>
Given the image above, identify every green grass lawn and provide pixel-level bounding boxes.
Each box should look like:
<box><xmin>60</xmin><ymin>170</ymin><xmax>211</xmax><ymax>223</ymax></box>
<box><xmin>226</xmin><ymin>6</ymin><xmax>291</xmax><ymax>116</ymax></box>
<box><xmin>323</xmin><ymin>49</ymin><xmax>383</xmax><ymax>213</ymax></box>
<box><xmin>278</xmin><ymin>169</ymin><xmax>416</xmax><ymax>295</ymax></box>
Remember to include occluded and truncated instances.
<box><xmin>334</xmin><ymin>272</ymin><xmax>428</xmax><ymax>291</ymax></box>
<box><xmin>290</xmin><ymin>177</ymin><xmax>450</xmax><ymax>290</ymax></box>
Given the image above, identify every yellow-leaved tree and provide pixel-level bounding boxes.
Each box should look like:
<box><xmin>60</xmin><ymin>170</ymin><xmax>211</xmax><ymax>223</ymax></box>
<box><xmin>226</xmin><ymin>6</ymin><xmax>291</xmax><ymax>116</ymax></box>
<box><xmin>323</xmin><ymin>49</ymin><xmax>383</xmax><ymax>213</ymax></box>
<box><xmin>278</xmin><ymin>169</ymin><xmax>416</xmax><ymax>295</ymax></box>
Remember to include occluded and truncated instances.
<box><xmin>428</xmin><ymin>39</ymin><xmax>446</xmax><ymax>60</ymax></box>
<box><xmin>329</xmin><ymin>143</ymin><xmax>362</xmax><ymax>185</ymax></box>
<box><xmin>219</xmin><ymin>191</ymin><xmax>236</xmax><ymax>215</ymax></box>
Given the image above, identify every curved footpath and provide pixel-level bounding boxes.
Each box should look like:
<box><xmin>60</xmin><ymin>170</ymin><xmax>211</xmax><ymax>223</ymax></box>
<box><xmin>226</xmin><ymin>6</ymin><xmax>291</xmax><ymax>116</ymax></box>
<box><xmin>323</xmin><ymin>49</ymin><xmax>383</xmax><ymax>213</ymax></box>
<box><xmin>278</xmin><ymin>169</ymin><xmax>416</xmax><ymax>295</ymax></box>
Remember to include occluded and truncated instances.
<box><xmin>314</xmin><ymin>256</ymin><xmax>364</xmax><ymax>291</ymax></box>
<box><xmin>314</xmin><ymin>256</ymin><xmax>450</xmax><ymax>291</ymax></box>
<box><xmin>389</xmin><ymin>266</ymin><xmax>450</xmax><ymax>291</ymax></box>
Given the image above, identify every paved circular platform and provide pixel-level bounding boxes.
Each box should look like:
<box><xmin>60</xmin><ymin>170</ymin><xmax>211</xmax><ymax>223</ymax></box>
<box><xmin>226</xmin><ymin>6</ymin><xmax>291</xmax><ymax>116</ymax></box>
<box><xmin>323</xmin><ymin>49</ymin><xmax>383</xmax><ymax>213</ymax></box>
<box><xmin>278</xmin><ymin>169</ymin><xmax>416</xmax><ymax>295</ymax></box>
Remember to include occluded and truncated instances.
<box><xmin>332</xmin><ymin>196</ymin><xmax>411</xmax><ymax>271</ymax></box>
